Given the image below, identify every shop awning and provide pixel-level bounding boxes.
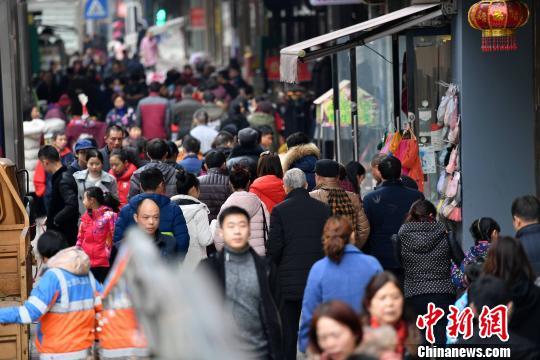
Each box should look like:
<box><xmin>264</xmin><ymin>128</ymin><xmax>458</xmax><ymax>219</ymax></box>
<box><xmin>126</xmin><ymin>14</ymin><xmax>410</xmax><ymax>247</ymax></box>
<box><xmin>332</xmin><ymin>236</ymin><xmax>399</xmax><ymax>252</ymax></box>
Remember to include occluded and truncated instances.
<box><xmin>280</xmin><ymin>3</ymin><xmax>443</xmax><ymax>83</ymax></box>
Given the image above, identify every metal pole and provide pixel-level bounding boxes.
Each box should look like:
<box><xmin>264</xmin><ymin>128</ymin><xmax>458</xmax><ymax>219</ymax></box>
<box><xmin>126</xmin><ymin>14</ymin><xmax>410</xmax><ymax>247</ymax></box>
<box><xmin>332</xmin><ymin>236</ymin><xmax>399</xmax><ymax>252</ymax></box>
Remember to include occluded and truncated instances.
<box><xmin>392</xmin><ymin>34</ymin><xmax>401</xmax><ymax>131</ymax></box>
<box><xmin>331</xmin><ymin>53</ymin><xmax>341</xmax><ymax>163</ymax></box>
<box><xmin>349</xmin><ymin>47</ymin><xmax>359</xmax><ymax>162</ymax></box>
<box><xmin>0</xmin><ymin>0</ymin><xmax>25</xmax><ymax>169</ymax></box>
<box><xmin>17</xmin><ymin>1</ymin><xmax>32</xmax><ymax>113</ymax></box>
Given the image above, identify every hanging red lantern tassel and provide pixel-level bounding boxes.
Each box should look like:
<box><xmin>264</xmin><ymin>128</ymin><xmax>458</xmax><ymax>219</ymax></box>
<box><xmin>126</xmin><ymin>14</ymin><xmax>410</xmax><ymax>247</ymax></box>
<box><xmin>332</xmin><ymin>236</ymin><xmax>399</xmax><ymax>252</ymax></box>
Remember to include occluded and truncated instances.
<box><xmin>468</xmin><ymin>0</ymin><xmax>529</xmax><ymax>52</ymax></box>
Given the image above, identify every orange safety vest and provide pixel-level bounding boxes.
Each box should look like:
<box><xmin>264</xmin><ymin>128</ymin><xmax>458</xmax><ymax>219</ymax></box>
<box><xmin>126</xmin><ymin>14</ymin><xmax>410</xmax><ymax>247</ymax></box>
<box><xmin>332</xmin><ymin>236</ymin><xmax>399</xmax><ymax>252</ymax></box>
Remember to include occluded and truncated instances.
<box><xmin>37</xmin><ymin>268</ymin><xmax>98</xmax><ymax>359</ymax></box>
<box><xmin>97</xmin><ymin>249</ymin><xmax>149</xmax><ymax>358</ymax></box>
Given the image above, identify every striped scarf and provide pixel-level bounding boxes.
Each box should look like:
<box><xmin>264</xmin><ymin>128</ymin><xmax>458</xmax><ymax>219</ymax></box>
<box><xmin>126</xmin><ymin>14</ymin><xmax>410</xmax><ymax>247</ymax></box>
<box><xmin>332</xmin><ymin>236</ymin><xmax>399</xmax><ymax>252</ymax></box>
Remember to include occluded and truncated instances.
<box><xmin>317</xmin><ymin>184</ymin><xmax>357</xmax><ymax>233</ymax></box>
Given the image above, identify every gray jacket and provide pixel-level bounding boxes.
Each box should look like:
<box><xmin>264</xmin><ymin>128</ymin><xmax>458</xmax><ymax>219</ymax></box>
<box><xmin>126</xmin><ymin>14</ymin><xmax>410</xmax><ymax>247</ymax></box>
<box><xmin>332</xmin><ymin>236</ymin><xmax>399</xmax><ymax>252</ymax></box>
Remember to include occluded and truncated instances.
<box><xmin>73</xmin><ymin>170</ymin><xmax>118</xmax><ymax>215</ymax></box>
<box><xmin>128</xmin><ymin>161</ymin><xmax>179</xmax><ymax>199</ymax></box>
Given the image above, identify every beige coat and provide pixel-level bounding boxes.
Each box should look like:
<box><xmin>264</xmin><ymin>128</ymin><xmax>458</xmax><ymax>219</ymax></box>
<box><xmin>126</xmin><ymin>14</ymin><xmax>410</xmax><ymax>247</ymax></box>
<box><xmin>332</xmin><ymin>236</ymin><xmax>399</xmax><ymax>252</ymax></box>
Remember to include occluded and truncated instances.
<box><xmin>310</xmin><ymin>178</ymin><xmax>370</xmax><ymax>248</ymax></box>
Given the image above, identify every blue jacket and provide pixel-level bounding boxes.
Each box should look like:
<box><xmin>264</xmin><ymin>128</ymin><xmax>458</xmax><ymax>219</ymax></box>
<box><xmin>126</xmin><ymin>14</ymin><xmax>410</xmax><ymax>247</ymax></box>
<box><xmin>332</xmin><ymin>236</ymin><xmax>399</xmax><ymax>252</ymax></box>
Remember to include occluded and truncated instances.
<box><xmin>113</xmin><ymin>193</ymin><xmax>189</xmax><ymax>255</ymax></box>
<box><xmin>298</xmin><ymin>245</ymin><xmax>382</xmax><ymax>352</ymax></box>
<box><xmin>0</xmin><ymin>248</ymin><xmax>102</xmax><ymax>355</ymax></box>
<box><xmin>179</xmin><ymin>155</ymin><xmax>203</xmax><ymax>176</ymax></box>
<box><xmin>516</xmin><ymin>223</ymin><xmax>540</xmax><ymax>275</ymax></box>
<box><xmin>363</xmin><ymin>179</ymin><xmax>424</xmax><ymax>270</ymax></box>
<box><xmin>292</xmin><ymin>155</ymin><xmax>317</xmax><ymax>191</ymax></box>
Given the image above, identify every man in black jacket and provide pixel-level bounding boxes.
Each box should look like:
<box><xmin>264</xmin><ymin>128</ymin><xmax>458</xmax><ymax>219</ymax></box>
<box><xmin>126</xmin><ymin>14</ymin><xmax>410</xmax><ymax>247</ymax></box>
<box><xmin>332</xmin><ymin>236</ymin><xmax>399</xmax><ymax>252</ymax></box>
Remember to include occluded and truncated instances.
<box><xmin>512</xmin><ymin>195</ymin><xmax>540</xmax><ymax>274</ymax></box>
<box><xmin>38</xmin><ymin>145</ymin><xmax>79</xmax><ymax>245</ymax></box>
<box><xmin>198</xmin><ymin>150</ymin><xmax>231</xmax><ymax>221</ymax></box>
<box><xmin>198</xmin><ymin>206</ymin><xmax>282</xmax><ymax>359</ymax></box>
<box><xmin>267</xmin><ymin>168</ymin><xmax>331</xmax><ymax>360</ymax></box>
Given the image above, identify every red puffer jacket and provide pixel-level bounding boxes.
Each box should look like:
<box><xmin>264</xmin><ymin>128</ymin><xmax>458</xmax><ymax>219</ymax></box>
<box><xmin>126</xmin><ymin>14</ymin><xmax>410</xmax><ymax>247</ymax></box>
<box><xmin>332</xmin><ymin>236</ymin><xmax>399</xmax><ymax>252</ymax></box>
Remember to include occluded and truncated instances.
<box><xmin>249</xmin><ymin>175</ymin><xmax>286</xmax><ymax>214</ymax></box>
<box><xmin>109</xmin><ymin>163</ymin><xmax>137</xmax><ymax>208</ymax></box>
<box><xmin>76</xmin><ymin>206</ymin><xmax>117</xmax><ymax>268</ymax></box>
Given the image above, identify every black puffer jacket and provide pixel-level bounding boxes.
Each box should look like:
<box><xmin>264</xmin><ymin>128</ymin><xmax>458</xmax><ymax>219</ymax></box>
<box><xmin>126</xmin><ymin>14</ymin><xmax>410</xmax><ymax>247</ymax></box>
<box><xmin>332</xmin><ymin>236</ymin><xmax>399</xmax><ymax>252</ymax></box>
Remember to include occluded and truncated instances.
<box><xmin>267</xmin><ymin>188</ymin><xmax>331</xmax><ymax>301</ymax></box>
<box><xmin>397</xmin><ymin>221</ymin><xmax>455</xmax><ymax>298</ymax></box>
<box><xmin>226</xmin><ymin>145</ymin><xmax>263</xmax><ymax>180</ymax></box>
<box><xmin>47</xmin><ymin>166</ymin><xmax>79</xmax><ymax>245</ymax></box>
<box><xmin>198</xmin><ymin>168</ymin><xmax>231</xmax><ymax>221</ymax></box>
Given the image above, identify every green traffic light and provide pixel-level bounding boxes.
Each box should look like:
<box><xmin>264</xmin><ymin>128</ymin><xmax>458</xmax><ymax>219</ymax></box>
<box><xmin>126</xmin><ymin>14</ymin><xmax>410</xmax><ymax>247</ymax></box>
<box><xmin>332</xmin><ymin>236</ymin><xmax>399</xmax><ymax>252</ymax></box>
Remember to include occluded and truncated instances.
<box><xmin>156</xmin><ymin>9</ymin><xmax>166</xmax><ymax>25</ymax></box>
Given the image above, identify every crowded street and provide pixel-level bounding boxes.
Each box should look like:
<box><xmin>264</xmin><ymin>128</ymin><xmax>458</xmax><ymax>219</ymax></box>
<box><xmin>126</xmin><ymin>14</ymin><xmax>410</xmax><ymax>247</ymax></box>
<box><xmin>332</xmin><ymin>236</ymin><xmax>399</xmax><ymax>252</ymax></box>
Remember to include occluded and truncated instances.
<box><xmin>0</xmin><ymin>0</ymin><xmax>539</xmax><ymax>359</ymax></box>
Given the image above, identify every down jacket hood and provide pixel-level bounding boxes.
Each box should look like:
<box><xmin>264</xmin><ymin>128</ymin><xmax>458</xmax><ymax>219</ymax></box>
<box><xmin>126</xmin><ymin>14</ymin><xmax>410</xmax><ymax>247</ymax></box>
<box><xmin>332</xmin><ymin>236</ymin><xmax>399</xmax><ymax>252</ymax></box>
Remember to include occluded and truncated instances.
<box><xmin>171</xmin><ymin>194</ymin><xmax>209</xmax><ymax>223</ymax></box>
<box><xmin>47</xmin><ymin>247</ymin><xmax>91</xmax><ymax>275</ymax></box>
<box><xmin>282</xmin><ymin>143</ymin><xmax>320</xmax><ymax>172</ymax></box>
<box><xmin>398</xmin><ymin>221</ymin><xmax>447</xmax><ymax>254</ymax></box>
<box><xmin>249</xmin><ymin>175</ymin><xmax>286</xmax><ymax>212</ymax></box>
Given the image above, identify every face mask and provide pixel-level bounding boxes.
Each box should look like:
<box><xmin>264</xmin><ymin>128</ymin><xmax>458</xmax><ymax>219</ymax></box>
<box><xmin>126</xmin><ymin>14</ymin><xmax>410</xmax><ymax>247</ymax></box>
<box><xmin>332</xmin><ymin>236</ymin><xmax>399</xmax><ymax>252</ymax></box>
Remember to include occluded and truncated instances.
<box><xmin>114</xmin><ymin>85</ymin><xmax>122</xmax><ymax>93</ymax></box>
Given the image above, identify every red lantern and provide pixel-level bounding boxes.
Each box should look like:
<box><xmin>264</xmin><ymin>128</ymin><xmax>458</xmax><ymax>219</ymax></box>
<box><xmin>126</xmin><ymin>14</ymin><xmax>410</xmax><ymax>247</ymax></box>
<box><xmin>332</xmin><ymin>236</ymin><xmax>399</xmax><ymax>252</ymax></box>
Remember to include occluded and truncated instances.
<box><xmin>468</xmin><ymin>0</ymin><xmax>529</xmax><ymax>52</ymax></box>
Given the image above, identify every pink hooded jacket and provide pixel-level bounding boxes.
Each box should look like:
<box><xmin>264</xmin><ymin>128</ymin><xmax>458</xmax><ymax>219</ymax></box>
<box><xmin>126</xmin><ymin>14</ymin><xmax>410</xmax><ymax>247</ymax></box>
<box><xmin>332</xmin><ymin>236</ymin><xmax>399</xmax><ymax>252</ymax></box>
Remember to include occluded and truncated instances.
<box><xmin>213</xmin><ymin>191</ymin><xmax>269</xmax><ymax>256</ymax></box>
<box><xmin>77</xmin><ymin>206</ymin><xmax>117</xmax><ymax>268</ymax></box>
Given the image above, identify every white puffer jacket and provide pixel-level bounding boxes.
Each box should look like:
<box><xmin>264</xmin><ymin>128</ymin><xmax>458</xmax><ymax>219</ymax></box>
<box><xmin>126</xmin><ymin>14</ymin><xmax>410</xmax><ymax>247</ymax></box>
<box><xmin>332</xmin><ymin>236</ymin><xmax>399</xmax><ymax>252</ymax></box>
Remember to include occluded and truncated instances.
<box><xmin>23</xmin><ymin>118</ymin><xmax>65</xmax><ymax>192</ymax></box>
<box><xmin>171</xmin><ymin>194</ymin><xmax>214</xmax><ymax>271</ymax></box>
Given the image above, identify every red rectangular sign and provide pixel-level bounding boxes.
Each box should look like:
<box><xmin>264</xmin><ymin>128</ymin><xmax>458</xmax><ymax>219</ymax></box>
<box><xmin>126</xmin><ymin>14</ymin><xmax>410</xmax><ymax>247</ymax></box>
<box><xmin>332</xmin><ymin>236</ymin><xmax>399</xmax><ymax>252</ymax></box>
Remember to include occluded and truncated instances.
<box><xmin>190</xmin><ymin>8</ymin><xmax>206</xmax><ymax>29</ymax></box>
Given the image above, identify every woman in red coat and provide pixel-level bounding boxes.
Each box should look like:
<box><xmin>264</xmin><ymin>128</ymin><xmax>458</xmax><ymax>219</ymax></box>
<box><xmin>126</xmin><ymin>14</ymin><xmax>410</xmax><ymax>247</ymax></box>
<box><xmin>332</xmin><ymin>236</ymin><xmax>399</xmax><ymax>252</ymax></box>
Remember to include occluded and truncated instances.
<box><xmin>108</xmin><ymin>149</ymin><xmax>137</xmax><ymax>208</ymax></box>
<box><xmin>77</xmin><ymin>187</ymin><xmax>119</xmax><ymax>283</ymax></box>
<box><xmin>249</xmin><ymin>152</ymin><xmax>286</xmax><ymax>213</ymax></box>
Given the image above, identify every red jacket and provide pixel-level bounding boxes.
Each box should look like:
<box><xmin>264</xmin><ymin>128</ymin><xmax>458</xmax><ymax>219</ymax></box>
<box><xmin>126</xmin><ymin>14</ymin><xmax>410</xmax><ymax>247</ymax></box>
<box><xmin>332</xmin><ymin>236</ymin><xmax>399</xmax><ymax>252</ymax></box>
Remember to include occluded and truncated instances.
<box><xmin>77</xmin><ymin>206</ymin><xmax>117</xmax><ymax>268</ymax></box>
<box><xmin>109</xmin><ymin>163</ymin><xmax>137</xmax><ymax>208</ymax></box>
<box><xmin>249</xmin><ymin>175</ymin><xmax>286</xmax><ymax>213</ymax></box>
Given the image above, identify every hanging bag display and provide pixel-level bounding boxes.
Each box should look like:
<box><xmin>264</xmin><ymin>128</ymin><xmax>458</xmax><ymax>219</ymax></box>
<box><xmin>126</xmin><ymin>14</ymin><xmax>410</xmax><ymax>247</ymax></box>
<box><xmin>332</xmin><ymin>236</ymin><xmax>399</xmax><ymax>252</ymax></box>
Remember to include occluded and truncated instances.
<box><xmin>445</xmin><ymin>172</ymin><xmax>461</xmax><ymax>198</ymax></box>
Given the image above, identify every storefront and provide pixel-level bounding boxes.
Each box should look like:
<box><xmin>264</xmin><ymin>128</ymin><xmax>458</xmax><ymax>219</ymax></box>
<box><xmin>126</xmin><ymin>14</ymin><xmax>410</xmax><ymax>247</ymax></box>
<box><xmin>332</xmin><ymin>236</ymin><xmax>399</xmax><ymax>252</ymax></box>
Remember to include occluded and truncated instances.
<box><xmin>281</xmin><ymin>0</ymin><xmax>537</xmax><ymax>246</ymax></box>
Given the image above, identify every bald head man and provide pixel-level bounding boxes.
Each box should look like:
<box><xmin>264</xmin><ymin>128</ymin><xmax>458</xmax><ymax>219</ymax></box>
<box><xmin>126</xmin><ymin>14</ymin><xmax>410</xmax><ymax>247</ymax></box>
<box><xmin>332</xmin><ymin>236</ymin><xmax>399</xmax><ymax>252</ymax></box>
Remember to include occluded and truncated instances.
<box><xmin>133</xmin><ymin>198</ymin><xmax>180</xmax><ymax>260</ymax></box>
<box><xmin>134</xmin><ymin>198</ymin><xmax>161</xmax><ymax>236</ymax></box>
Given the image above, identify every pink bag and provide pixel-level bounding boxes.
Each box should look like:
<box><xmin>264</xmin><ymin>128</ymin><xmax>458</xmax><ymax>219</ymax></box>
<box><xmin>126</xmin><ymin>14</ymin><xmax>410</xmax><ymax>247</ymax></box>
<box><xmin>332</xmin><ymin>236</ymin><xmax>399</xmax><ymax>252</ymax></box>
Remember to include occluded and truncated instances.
<box><xmin>448</xmin><ymin>206</ymin><xmax>462</xmax><ymax>222</ymax></box>
<box><xmin>448</xmin><ymin>118</ymin><xmax>460</xmax><ymax>144</ymax></box>
<box><xmin>446</xmin><ymin>148</ymin><xmax>458</xmax><ymax>174</ymax></box>
<box><xmin>445</xmin><ymin>172</ymin><xmax>460</xmax><ymax>198</ymax></box>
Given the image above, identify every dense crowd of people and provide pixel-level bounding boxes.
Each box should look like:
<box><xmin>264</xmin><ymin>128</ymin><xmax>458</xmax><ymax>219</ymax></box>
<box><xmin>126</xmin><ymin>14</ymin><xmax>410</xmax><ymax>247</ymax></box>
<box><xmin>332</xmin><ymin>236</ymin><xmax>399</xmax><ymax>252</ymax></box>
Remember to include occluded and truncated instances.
<box><xmin>2</xmin><ymin>53</ymin><xmax>540</xmax><ymax>360</ymax></box>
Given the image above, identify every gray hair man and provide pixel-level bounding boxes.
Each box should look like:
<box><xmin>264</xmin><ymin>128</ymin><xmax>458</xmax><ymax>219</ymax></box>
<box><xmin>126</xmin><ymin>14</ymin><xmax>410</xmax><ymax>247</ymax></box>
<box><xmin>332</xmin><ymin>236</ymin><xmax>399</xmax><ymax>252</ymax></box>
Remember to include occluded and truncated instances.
<box><xmin>267</xmin><ymin>168</ymin><xmax>332</xmax><ymax>359</ymax></box>
<box><xmin>283</xmin><ymin>168</ymin><xmax>307</xmax><ymax>192</ymax></box>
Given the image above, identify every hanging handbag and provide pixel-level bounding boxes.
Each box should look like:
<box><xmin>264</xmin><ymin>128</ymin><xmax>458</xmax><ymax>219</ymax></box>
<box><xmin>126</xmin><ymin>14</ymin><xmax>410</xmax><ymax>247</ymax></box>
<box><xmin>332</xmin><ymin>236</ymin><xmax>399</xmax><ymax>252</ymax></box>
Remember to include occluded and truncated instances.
<box><xmin>437</xmin><ymin>172</ymin><xmax>450</xmax><ymax>195</ymax></box>
<box><xmin>446</xmin><ymin>148</ymin><xmax>458</xmax><ymax>174</ymax></box>
<box><xmin>448</xmin><ymin>206</ymin><xmax>462</xmax><ymax>222</ymax></box>
<box><xmin>445</xmin><ymin>172</ymin><xmax>460</xmax><ymax>198</ymax></box>
<box><xmin>448</xmin><ymin>118</ymin><xmax>460</xmax><ymax>144</ymax></box>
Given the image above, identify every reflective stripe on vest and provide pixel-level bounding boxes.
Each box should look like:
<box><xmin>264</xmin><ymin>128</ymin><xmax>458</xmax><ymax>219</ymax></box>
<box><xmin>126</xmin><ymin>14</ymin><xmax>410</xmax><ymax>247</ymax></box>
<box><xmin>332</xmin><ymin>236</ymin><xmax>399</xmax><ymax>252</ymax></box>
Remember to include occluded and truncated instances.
<box><xmin>48</xmin><ymin>269</ymin><xmax>69</xmax><ymax>308</ymax></box>
<box><xmin>99</xmin><ymin>347</ymin><xmax>150</xmax><ymax>359</ymax></box>
<box><xmin>49</xmin><ymin>299</ymin><xmax>95</xmax><ymax>313</ymax></box>
<box><xmin>39</xmin><ymin>348</ymin><xmax>91</xmax><ymax>360</ymax></box>
<box><xmin>48</xmin><ymin>269</ymin><xmax>98</xmax><ymax>313</ymax></box>
<box><xmin>28</xmin><ymin>295</ymin><xmax>49</xmax><ymax>313</ymax></box>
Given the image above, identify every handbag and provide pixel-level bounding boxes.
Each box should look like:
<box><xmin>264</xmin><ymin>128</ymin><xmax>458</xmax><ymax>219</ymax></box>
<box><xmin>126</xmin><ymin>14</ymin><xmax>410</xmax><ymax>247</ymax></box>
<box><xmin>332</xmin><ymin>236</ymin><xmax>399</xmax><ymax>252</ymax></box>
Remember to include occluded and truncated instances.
<box><xmin>446</xmin><ymin>148</ymin><xmax>458</xmax><ymax>174</ymax></box>
<box><xmin>445</xmin><ymin>172</ymin><xmax>460</xmax><ymax>198</ymax></box>
<box><xmin>448</xmin><ymin>207</ymin><xmax>462</xmax><ymax>222</ymax></box>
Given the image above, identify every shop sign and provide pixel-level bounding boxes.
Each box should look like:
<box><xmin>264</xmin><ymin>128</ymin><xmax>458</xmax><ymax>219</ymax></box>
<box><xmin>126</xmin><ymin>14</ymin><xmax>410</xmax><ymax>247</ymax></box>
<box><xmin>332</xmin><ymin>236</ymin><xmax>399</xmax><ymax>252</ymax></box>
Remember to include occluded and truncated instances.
<box><xmin>309</xmin><ymin>0</ymin><xmax>362</xmax><ymax>5</ymax></box>
<box><xmin>190</xmin><ymin>8</ymin><xmax>206</xmax><ymax>29</ymax></box>
<box><xmin>265</xmin><ymin>56</ymin><xmax>311</xmax><ymax>82</ymax></box>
